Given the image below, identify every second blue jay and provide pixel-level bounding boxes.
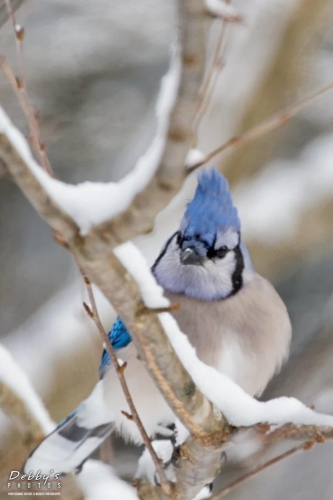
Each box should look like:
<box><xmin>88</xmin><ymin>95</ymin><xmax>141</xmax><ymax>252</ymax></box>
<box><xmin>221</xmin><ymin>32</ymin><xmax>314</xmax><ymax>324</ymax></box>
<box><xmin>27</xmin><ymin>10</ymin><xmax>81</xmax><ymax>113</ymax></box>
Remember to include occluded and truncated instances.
<box><xmin>24</xmin><ymin>168</ymin><xmax>291</xmax><ymax>474</ymax></box>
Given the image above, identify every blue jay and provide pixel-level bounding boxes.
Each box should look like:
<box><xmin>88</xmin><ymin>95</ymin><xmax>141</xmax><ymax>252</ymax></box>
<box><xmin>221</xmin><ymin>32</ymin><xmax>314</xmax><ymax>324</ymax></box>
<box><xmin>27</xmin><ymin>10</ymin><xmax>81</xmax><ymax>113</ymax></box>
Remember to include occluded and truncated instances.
<box><xmin>24</xmin><ymin>168</ymin><xmax>291</xmax><ymax>475</ymax></box>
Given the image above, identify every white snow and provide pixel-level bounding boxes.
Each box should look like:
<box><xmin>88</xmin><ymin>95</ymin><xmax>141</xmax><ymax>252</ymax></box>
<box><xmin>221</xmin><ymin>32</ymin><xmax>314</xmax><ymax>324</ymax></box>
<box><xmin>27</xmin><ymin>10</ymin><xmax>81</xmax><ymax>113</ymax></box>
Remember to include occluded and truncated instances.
<box><xmin>0</xmin><ymin>50</ymin><xmax>180</xmax><ymax>235</ymax></box>
<box><xmin>0</xmin><ymin>343</ymin><xmax>54</xmax><ymax>434</ymax></box>
<box><xmin>114</xmin><ymin>242</ymin><xmax>170</xmax><ymax>309</ymax></box>
<box><xmin>135</xmin><ymin>436</ymin><xmax>214</xmax><ymax>498</ymax></box>
<box><xmin>185</xmin><ymin>148</ymin><xmax>206</xmax><ymax>168</ymax></box>
<box><xmin>205</xmin><ymin>0</ymin><xmax>243</xmax><ymax>21</ymax></box>
<box><xmin>136</xmin><ymin>440</ymin><xmax>175</xmax><ymax>484</ymax></box>
<box><xmin>77</xmin><ymin>460</ymin><xmax>138</xmax><ymax>500</ymax></box>
<box><xmin>158</xmin><ymin>312</ymin><xmax>333</xmax><ymax>429</ymax></box>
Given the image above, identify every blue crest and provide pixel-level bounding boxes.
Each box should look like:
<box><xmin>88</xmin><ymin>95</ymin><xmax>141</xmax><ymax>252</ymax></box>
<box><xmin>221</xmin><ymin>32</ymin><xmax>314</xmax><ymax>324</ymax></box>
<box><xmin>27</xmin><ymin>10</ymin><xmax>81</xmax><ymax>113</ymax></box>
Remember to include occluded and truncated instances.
<box><xmin>183</xmin><ymin>168</ymin><xmax>240</xmax><ymax>246</ymax></box>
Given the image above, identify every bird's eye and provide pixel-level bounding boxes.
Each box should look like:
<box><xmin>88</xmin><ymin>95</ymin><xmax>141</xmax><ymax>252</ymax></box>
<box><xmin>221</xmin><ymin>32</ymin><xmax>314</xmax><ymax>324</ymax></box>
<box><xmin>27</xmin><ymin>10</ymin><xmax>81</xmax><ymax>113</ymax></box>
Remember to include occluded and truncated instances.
<box><xmin>176</xmin><ymin>232</ymin><xmax>182</xmax><ymax>246</ymax></box>
<box><xmin>216</xmin><ymin>246</ymin><xmax>229</xmax><ymax>259</ymax></box>
<box><xmin>207</xmin><ymin>246</ymin><xmax>229</xmax><ymax>259</ymax></box>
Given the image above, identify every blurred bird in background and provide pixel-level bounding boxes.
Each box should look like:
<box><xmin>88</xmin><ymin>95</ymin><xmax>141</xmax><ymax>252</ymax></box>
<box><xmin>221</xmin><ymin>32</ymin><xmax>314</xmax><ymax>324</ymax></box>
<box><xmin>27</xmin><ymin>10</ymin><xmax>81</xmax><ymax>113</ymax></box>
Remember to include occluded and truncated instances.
<box><xmin>24</xmin><ymin>168</ymin><xmax>291</xmax><ymax>475</ymax></box>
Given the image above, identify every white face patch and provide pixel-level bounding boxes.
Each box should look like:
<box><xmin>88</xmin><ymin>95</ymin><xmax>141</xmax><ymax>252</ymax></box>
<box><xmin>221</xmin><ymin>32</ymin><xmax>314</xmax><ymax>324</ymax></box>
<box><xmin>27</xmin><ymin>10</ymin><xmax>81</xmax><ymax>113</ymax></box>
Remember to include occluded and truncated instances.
<box><xmin>215</xmin><ymin>228</ymin><xmax>239</xmax><ymax>250</ymax></box>
<box><xmin>153</xmin><ymin>233</ymin><xmax>238</xmax><ymax>300</ymax></box>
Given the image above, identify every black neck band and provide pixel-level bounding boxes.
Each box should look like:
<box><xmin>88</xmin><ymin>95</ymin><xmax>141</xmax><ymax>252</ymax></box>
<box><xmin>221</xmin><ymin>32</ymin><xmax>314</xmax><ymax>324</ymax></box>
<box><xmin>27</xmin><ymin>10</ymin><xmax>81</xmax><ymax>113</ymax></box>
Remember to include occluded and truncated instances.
<box><xmin>230</xmin><ymin>244</ymin><xmax>244</xmax><ymax>296</ymax></box>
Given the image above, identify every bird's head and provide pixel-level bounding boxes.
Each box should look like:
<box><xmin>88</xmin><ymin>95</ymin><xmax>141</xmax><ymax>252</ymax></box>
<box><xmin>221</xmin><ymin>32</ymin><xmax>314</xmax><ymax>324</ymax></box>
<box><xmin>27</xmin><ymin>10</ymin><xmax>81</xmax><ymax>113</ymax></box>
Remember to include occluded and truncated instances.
<box><xmin>152</xmin><ymin>168</ymin><xmax>254</xmax><ymax>300</ymax></box>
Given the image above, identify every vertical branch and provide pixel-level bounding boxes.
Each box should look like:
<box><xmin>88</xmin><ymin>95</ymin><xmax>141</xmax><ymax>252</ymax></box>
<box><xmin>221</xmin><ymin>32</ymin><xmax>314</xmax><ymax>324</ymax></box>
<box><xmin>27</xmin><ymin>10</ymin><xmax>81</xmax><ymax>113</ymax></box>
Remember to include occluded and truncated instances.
<box><xmin>192</xmin><ymin>0</ymin><xmax>232</xmax><ymax>141</ymax></box>
<box><xmin>93</xmin><ymin>0</ymin><xmax>208</xmax><ymax>247</ymax></box>
<box><xmin>157</xmin><ymin>0</ymin><xmax>207</xmax><ymax>188</ymax></box>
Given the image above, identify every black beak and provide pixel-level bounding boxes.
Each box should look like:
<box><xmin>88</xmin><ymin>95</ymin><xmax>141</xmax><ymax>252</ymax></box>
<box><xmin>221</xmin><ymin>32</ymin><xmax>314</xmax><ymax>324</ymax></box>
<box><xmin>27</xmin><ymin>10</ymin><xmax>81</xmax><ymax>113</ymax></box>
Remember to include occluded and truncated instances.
<box><xmin>180</xmin><ymin>247</ymin><xmax>204</xmax><ymax>266</ymax></box>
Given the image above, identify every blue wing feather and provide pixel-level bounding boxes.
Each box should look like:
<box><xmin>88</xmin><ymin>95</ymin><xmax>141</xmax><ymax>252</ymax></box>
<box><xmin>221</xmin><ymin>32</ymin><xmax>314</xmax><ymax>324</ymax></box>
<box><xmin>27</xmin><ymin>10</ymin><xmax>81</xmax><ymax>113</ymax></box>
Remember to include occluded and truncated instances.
<box><xmin>99</xmin><ymin>317</ymin><xmax>132</xmax><ymax>377</ymax></box>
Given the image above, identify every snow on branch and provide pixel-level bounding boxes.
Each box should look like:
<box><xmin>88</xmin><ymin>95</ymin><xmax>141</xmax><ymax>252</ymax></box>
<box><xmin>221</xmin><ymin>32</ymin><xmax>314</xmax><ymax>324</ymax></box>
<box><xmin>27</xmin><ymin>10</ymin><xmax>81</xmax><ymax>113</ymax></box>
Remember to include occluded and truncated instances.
<box><xmin>160</xmin><ymin>313</ymin><xmax>333</xmax><ymax>429</ymax></box>
<box><xmin>77</xmin><ymin>461</ymin><xmax>139</xmax><ymax>500</ymax></box>
<box><xmin>0</xmin><ymin>1</ymin><xmax>207</xmax><ymax>252</ymax></box>
<box><xmin>0</xmin><ymin>343</ymin><xmax>54</xmax><ymax>442</ymax></box>
<box><xmin>205</xmin><ymin>0</ymin><xmax>243</xmax><ymax>22</ymax></box>
<box><xmin>114</xmin><ymin>242</ymin><xmax>170</xmax><ymax>310</ymax></box>
<box><xmin>0</xmin><ymin>51</ymin><xmax>180</xmax><ymax>235</ymax></box>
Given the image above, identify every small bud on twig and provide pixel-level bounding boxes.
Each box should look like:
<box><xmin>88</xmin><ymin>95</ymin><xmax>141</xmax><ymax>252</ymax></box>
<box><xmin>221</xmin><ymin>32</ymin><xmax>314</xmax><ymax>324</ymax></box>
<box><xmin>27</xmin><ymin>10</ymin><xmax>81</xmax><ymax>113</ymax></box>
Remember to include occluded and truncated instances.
<box><xmin>121</xmin><ymin>410</ymin><xmax>134</xmax><ymax>421</ymax></box>
<box><xmin>15</xmin><ymin>76</ymin><xmax>22</xmax><ymax>89</ymax></box>
<box><xmin>53</xmin><ymin>230</ymin><xmax>69</xmax><ymax>248</ymax></box>
<box><xmin>15</xmin><ymin>24</ymin><xmax>24</xmax><ymax>41</ymax></box>
<box><xmin>303</xmin><ymin>440</ymin><xmax>316</xmax><ymax>451</ymax></box>
<box><xmin>117</xmin><ymin>361</ymin><xmax>128</xmax><ymax>374</ymax></box>
<box><xmin>83</xmin><ymin>302</ymin><xmax>94</xmax><ymax>319</ymax></box>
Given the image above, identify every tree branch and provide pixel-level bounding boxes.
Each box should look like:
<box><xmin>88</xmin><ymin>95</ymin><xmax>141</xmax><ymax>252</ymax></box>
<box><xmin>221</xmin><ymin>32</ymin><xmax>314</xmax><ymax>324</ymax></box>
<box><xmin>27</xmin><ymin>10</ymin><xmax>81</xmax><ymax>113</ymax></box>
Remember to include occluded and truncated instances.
<box><xmin>187</xmin><ymin>79</ymin><xmax>333</xmax><ymax>173</ymax></box>
<box><xmin>0</xmin><ymin>0</ymin><xmax>23</xmax><ymax>29</ymax></box>
<box><xmin>88</xmin><ymin>0</ymin><xmax>208</xmax><ymax>248</ymax></box>
<box><xmin>0</xmin><ymin>381</ymin><xmax>45</xmax><ymax>446</ymax></box>
<box><xmin>79</xmin><ymin>267</ymin><xmax>173</xmax><ymax>496</ymax></box>
<box><xmin>210</xmin><ymin>442</ymin><xmax>311</xmax><ymax>500</ymax></box>
<box><xmin>255</xmin><ymin>422</ymin><xmax>333</xmax><ymax>443</ymax></box>
<box><xmin>3</xmin><ymin>0</ymin><xmax>52</xmax><ymax>173</ymax></box>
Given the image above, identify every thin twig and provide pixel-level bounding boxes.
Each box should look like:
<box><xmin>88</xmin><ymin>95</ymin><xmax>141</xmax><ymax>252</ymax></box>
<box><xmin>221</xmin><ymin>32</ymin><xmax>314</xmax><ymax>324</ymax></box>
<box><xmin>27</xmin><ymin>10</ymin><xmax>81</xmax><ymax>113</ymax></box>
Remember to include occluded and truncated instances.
<box><xmin>211</xmin><ymin>442</ymin><xmax>313</xmax><ymax>499</ymax></box>
<box><xmin>3</xmin><ymin>0</ymin><xmax>52</xmax><ymax>174</ymax></box>
<box><xmin>0</xmin><ymin>0</ymin><xmax>24</xmax><ymax>28</ymax></box>
<box><xmin>192</xmin><ymin>0</ymin><xmax>231</xmax><ymax>141</ymax></box>
<box><xmin>77</xmin><ymin>264</ymin><xmax>173</xmax><ymax>497</ymax></box>
<box><xmin>188</xmin><ymin>79</ymin><xmax>333</xmax><ymax>173</ymax></box>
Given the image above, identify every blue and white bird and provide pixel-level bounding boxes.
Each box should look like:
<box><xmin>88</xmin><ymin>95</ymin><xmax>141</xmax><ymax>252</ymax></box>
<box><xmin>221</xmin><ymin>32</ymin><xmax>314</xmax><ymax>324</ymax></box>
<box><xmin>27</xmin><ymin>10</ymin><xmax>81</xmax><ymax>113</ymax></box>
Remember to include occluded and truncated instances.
<box><xmin>24</xmin><ymin>168</ymin><xmax>291</xmax><ymax>475</ymax></box>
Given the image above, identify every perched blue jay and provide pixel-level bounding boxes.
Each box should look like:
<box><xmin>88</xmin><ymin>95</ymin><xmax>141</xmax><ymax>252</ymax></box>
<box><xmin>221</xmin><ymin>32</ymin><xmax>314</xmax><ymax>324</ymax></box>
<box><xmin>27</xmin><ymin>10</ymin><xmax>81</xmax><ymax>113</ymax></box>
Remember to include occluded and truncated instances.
<box><xmin>24</xmin><ymin>168</ymin><xmax>291</xmax><ymax>475</ymax></box>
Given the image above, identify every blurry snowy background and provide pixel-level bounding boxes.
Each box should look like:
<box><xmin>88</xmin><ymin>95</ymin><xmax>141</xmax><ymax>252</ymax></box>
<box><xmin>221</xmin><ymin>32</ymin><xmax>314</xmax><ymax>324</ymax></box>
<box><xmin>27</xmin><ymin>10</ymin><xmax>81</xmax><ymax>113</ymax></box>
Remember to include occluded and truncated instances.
<box><xmin>1</xmin><ymin>0</ymin><xmax>333</xmax><ymax>498</ymax></box>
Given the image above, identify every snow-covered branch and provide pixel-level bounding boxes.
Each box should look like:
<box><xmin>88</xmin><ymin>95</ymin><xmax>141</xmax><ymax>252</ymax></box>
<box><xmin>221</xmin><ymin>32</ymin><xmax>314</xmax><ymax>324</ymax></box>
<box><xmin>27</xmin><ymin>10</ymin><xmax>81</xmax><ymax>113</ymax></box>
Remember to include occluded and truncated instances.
<box><xmin>77</xmin><ymin>461</ymin><xmax>139</xmax><ymax>500</ymax></box>
<box><xmin>0</xmin><ymin>343</ymin><xmax>54</xmax><ymax>444</ymax></box>
<box><xmin>0</xmin><ymin>0</ymin><xmax>207</xmax><ymax>244</ymax></box>
<box><xmin>0</xmin><ymin>53</ymin><xmax>180</xmax><ymax>235</ymax></box>
<box><xmin>205</xmin><ymin>0</ymin><xmax>243</xmax><ymax>22</ymax></box>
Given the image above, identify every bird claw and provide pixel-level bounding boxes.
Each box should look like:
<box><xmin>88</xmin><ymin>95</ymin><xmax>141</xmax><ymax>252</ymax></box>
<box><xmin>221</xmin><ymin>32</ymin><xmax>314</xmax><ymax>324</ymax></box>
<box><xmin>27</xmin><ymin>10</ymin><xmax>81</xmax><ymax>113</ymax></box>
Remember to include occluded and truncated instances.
<box><xmin>154</xmin><ymin>470</ymin><xmax>161</xmax><ymax>487</ymax></box>
<box><xmin>171</xmin><ymin>445</ymin><xmax>181</xmax><ymax>468</ymax></box>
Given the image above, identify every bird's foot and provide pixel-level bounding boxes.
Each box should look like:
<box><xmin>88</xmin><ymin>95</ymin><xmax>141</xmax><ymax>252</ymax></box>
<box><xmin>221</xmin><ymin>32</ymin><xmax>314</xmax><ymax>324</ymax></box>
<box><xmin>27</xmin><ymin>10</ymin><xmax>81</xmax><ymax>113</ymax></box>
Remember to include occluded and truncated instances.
<box><xmin>151</xmin><ymin>423</ymin><xmax>180</xmax><ymax>486</ymax></box>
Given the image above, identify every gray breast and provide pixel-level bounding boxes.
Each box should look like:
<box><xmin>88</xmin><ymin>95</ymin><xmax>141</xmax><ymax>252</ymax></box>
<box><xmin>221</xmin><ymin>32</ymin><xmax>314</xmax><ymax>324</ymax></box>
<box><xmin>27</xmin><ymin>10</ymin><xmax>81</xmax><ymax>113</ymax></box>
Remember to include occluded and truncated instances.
<box><xmin>164</xmin><ymin>273</ymin><xmax>291</xmax><ymax>396</ymax></box>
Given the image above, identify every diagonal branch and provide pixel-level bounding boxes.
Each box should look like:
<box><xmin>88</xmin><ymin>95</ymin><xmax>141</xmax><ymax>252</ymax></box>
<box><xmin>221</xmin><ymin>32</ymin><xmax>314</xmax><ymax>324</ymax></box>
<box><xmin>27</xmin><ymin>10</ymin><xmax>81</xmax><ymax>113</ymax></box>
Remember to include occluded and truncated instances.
<box><xmin>255</xmin><ymin>422</ymin><xmax>333</xmax><ymax>443</ymax></box>
<box><xmin>211</xmin><ymin>442</ymin><xmax>312</xmax><ymax>500</ymax></box>
<box><xmin>187</xmin><ymin>78</ymin><xmax>333</xmax><ymax>172</ymax></box>
<box><xmin>0</xmin><ymin>0</ymin><xmax>23</xmax><ymax>29</ymax></box>
<box><xmin>78</xmin><ymin>266</ymin><xmax>173</xmax><ymax>496</ymax></box>
<box><xmin>3</xmin><ymin>0</ymin><xmax>52</xmax><ymax>173</ymax></box>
